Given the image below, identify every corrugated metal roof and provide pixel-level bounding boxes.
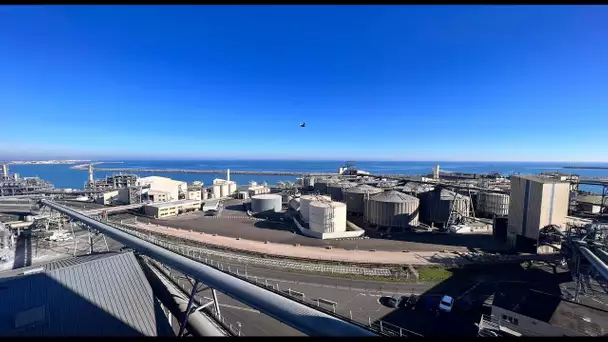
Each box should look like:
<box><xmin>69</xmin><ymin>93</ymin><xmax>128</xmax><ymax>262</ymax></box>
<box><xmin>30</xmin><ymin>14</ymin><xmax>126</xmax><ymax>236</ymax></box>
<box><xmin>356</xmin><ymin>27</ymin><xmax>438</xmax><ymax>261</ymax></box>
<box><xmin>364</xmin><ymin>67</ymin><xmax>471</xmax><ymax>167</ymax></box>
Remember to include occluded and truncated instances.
<box><xmin>0</xmin><ymin>252</ymin><xmax>123</xmax><ymax>279</ymax></box>
<box><xmin>345</xmin><ymin>184</ymin><xmax>383</xmax><ymax>194</ymax></box>
<box><xmin>0</xmin><ymin>252</ymin><xmax>173</xmax><ymax>336</ymax></box>
<box><xmin>369</xmin><ymin>190</ymin><xmax>418</xmax><ymax>203</ymax></box>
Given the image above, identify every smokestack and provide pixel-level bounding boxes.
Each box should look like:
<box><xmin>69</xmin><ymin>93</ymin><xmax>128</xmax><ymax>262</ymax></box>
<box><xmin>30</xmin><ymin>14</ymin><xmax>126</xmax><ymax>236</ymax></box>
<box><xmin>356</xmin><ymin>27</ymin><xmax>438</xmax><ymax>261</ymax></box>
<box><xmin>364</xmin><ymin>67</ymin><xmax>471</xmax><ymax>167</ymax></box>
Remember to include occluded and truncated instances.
<box><xmin>88</xmin><ymin>164</ymin><xmax>94</xmax><ymax>183</ymax></box>
<box><xmin>433</xmin><ymin>165</ymin><xmax>440</xmax><ymax>180</ymax></box>
<box><xmin>1</xmin><ymin>165</ymin><xmax>7</xmax><ymax>178</ymax></box>
<box><xmin>227</xmin><ymin>169</ymin><xmax>230</xmax><ymax>182</ymax></box>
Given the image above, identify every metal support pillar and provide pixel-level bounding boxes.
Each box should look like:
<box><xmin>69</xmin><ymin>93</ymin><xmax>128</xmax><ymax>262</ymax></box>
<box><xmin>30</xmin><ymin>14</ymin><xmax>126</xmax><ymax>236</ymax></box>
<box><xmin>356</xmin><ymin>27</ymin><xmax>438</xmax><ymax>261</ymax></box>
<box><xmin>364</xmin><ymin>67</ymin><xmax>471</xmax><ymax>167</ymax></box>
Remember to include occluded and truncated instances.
<box><xmin>178</xmin><ymin>280</ymin><xmax>200</xmax><ymax>337</ymax></box>
<box><xmin>211</xmin><ymin>288</ymin><xmax>221</xmax><ymax>320</ymax></box>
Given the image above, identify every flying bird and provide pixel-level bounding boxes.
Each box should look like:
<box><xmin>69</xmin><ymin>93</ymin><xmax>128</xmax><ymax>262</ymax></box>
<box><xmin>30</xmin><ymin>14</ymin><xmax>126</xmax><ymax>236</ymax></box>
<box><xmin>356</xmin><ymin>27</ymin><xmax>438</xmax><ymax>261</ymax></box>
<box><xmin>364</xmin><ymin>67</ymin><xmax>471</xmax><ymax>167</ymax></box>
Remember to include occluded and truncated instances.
<box><xmin>300</xmin><ymin>121</ymin><xmax>306</xmax><ymax>128</ymax></box>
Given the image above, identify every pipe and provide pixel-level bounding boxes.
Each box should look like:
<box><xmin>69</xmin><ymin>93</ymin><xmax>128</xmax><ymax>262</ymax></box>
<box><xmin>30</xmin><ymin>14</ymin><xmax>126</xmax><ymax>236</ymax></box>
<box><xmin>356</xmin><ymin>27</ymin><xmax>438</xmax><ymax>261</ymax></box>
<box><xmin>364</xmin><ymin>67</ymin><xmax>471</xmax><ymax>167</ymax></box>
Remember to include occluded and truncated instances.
<box><xmin>594</xmin><ymin>248</ymin><xmax>608</xmax><ymax>266</ymax></box>
<box><xmin>41</xmin><ymin>200</ymin><xmax>377</xmax><ymax>337</ymax></box>
<box><xmin>577</xmin><ymin>245</ymin><xmax>608</xmax><ymax>282</ymax></box>
<box><xmin>140</xmin><ymin>259</ymin><xmax>228</xmax><ymax>336</ymax></box>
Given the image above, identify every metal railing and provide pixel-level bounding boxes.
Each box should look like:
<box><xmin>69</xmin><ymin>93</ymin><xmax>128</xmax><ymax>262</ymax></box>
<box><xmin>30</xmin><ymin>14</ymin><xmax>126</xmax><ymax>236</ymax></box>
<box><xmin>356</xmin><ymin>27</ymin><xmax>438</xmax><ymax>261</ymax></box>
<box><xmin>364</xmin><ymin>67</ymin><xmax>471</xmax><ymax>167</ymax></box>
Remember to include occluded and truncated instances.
<box><xmin>40</xmin><ymin>200</ymin><xmax>378</xmax><ymax>337</ymax></box>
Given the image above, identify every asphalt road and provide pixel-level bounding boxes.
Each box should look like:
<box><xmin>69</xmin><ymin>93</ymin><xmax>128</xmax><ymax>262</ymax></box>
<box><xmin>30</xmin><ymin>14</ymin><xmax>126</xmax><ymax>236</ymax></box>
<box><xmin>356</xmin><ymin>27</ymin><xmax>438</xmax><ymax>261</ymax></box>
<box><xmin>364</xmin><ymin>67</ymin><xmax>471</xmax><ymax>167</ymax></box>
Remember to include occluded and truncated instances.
<box><xmin>133</xmin><ymin>203</ymin><xmax>503</xmax><ymax>253</ymax></box>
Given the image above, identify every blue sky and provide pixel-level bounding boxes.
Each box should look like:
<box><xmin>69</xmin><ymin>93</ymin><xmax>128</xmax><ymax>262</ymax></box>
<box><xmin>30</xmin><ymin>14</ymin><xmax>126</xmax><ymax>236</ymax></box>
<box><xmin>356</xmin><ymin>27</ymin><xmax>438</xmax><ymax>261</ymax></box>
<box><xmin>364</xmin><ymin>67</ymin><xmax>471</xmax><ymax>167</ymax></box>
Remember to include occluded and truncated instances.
<box><xmin>0</xmin><ymin>5</ymin><xmax>606</xmax><ymax>162</ymax></box>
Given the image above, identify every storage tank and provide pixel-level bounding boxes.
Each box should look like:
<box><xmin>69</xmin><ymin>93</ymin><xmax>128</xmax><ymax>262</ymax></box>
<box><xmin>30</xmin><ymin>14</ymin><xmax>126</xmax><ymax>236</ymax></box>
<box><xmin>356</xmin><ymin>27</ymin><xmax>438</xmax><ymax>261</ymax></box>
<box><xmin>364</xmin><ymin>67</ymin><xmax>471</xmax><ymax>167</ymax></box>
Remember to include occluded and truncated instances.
<box><xmin>327</xmin><ymin>182</ymin><xmax>357</xmax><ymax>202</ymax></box>
<box><xmin>303</xmin><ymin>176</ymin><xmax>315</xmax><ymax>189</ymax></box>
<box><xmin>313</xmin><ymin>178</ymin><xmax>339</xmax><ymax>194</ymax></box>
<box><xmin>251</xmin><ymin>194</ymin><xmax>283</xmax><ymax>213</ymax></box>
<box><xmin>211</xmin><ymin>185</ymin><xmax>221</xmax><ymax>199</ymax></box>
<box><xmin>202</xmin><ymin>190</ymin><xmax>208</xmax><ymax>200</ymax></box>
<box><xmin>364</xmin><ymin>190</ymin><xmax>420</xmax><ymax>228</ymax></box>
<box><xmin>300</xmin><ymin>194</ymin><xmax>331</xmax><ymax>222</ymax></box>
<box><xmin>289</xmin><ymin>198</ymin><xmax>300</xmax><ymax>211</ymax></box>
<box><xmin>220</xmin><ymin>183</ymin><xmax>230</xmax><ymax>198</ymax></box>
<box><xmin>399</xmin><ymin>183</ymin><xmax>435</xmax><ymax>197</ymax></box>
<box><xmin>309</xmin><ymin>201</ymin><xmax>347</xmax><ymax>233</ymax></box>
<box><xmin>420</xmin><ymin>188</ymin><xmax>471</xmax><ymax>227</ymax></box>
<box><xmin>478</xmin><ymin>191</ymin><xmax>509</xmax><ymax>217</ymax></box>
<box><xmin>228</xmin><ymin>181</ymin><xmax>237</xmax><ymax>195</ymax></box>
<box><xmin>344</xmin><ymin>185</ymin><xmax>383</xmax><ymax>215</ymax></box>
<box><xmin>375</xmin><ymin>181</ymin><xmax>398</xmax><ymax>190</ymax></box>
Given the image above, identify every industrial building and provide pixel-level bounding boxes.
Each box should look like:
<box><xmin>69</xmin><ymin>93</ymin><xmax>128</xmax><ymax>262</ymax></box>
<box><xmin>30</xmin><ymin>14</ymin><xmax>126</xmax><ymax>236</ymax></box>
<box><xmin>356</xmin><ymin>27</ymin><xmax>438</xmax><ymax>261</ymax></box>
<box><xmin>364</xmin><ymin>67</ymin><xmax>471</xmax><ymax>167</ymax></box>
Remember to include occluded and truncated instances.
<box><xmin>138</xmin><ymin>176</ymin><xmax>187</xmax><ymax>202</ymax></box>
<box><xmin>0</xmin><ymin>252</ymin><xmax>174</xmax><ymax>336</ymax></box>
<box><xmin>364</xmin><ymin>190</ymin><xmax>420</xmax><ymax>229</ymax></box>
<box><xmin>344</xmin><ymin>185</ymin><xmax>383</xmax><ymax>216</ymax></box>
<box><xmin>95</xmin><ymin>188</ymin><xmax>130</xmax><ymax>205</ymax></box>
<box><xmin>507</xmin><ymin>175</ymin><xmax>570</xmax><ymax>251</ymax></box>
<box><xmin>577</xmin><ymin>195</ymin><xmax>607</xmax><ymax>214</ymax></box>
<box><xmin>250</xmin><ymin>194</ymin><xmax>282</xmax><ymax>213</ymax></box>
<box><xmin>0</xmin><ymin>164</ymin><xmax>54</xmax><ymax>197</ymax></box>
<box><xmin>483</xmin><ymin>283</ymin><xmax>608</xmax><ymax>336</ymax></box>
<box><xmin>313</xmin><ymin>178</ymin><xmax>339</xmax><ymax>194</ymax></box>
<box><xmin>143</xmin><ymin>199</ymin><xmax>202</xmax><ymax>218</ymax></box>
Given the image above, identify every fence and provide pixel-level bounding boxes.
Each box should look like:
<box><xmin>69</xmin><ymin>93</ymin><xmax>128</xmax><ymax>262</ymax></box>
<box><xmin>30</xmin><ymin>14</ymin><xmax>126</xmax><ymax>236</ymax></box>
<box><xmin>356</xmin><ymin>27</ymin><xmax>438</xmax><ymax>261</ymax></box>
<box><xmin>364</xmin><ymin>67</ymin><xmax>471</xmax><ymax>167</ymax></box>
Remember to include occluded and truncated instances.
<box><xmin>108</xmin><ymin>220</ymin><xmax>419</xmax><ymax>337</ymax></box>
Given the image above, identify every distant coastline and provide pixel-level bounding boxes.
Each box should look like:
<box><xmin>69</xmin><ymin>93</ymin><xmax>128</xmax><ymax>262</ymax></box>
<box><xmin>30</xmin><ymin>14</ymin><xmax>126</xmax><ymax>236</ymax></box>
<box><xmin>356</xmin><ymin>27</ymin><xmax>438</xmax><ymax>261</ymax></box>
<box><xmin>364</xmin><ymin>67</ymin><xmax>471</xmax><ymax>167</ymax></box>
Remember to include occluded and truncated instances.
<box><xmin>564</xmin><ymin>165</ymin><xmax>608</xmax><ymax>170</ymax></box>
<box><xmin>5</xmin><ymin>160</ymin><xmax>90</xmax><ymax>165</ymax></box>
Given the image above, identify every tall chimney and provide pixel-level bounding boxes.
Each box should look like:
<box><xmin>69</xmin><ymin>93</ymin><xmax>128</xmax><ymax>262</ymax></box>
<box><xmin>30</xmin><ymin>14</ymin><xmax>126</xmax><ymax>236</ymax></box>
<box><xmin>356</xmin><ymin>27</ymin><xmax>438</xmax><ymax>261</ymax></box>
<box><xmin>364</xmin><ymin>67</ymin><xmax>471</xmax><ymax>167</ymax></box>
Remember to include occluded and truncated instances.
<box><xmin>227</xmin><ymin>169</ymin><xmax>230</xmax><ymax>182</ymax></box>
<box><xmin>1</xmin><ymin>164</ymin><xmax>7</xmax><ymax>178</ymax></box>
<box><xmin>433</xmin><ymin>164</ymin><xmax>440</xmax><ymax>180</ymax></box>
<box><xmin>88</xmin><ymin>164</ymin><xmax>94</xmax><ymax>183</ymax></box>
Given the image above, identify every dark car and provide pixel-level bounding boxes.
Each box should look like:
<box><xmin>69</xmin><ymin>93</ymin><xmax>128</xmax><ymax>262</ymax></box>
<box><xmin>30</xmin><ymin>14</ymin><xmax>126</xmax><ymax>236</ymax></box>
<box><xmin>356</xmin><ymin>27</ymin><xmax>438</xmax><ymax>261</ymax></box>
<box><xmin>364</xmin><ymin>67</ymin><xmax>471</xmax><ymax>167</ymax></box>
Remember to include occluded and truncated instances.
<box><xmin>402</xmin><ymin>294</ymin><xmax>420</xmax><ymax>309</ymax></box>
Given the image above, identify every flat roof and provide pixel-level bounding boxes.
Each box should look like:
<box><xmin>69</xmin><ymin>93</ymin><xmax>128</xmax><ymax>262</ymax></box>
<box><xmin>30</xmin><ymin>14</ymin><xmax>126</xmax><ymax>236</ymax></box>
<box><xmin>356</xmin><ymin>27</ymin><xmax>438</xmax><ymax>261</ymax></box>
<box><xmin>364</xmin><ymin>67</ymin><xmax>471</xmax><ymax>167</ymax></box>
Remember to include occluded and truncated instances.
<box><xmin>493</xmin><ymin>283</ymin><xmax>608</xmax><ymax>336</ymax></box>
<box><xmin>145</xmin><ymin>199</ymin><xmax>201</xmax><ymax>209</ymax></box>
<box><xmin>512</xmin><ymin>175</ymin><xmax>569</xmax><ymax>184</ymax></box>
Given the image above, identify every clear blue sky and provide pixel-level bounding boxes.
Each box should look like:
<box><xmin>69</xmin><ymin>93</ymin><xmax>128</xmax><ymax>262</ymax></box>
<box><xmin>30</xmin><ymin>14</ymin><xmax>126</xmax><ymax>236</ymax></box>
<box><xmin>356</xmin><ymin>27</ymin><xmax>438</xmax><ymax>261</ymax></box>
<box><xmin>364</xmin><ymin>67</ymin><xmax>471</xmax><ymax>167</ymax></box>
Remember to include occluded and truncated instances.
<box><xmin>0</xmin><ymin>5</ymin><xmax>606</xmax><ymax>162</ymax></box>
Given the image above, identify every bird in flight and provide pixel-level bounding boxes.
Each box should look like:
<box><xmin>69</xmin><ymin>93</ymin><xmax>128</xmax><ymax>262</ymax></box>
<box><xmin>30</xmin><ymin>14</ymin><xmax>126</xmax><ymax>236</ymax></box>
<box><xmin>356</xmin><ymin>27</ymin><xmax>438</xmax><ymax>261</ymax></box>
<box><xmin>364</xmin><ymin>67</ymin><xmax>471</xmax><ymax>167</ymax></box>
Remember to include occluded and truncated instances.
<box><xmin>300</xmin><ymin>121</ymin><xmax>306</xmax><ymax>128</ymax></box>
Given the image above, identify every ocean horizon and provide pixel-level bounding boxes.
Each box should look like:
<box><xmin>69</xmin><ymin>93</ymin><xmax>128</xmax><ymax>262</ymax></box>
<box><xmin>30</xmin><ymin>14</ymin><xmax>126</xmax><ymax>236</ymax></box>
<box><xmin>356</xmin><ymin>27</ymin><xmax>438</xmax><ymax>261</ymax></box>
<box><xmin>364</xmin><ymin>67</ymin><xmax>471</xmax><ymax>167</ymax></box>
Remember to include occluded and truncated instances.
<box><xmin>5</xmin><ymin>159</ymin><xmax>608</xmax><ymax>193</ymax></box>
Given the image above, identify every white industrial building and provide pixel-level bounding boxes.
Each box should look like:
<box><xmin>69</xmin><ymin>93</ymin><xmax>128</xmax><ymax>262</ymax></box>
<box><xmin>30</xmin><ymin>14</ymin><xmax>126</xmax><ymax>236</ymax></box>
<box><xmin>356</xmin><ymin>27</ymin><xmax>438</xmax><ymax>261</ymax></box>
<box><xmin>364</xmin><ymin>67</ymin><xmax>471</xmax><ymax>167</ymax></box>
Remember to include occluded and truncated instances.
<box><xmin>143</xmin><ymin>199</ymin><xmax>202</xmax><ymax>219</ymax></box>
<box><xmin>95</xmin><ymin>188</ymin><xmax>130</xmax><ymax>205</ymax></box>
<box><xmin>137</xmin><ymin>176</ymin><xmax>187</xmax><ymax>202</ymax></box>
<box><xmin>186</xmin><ymin>189</ymin><xmax>202</xmax><ymax>201</ymax></box>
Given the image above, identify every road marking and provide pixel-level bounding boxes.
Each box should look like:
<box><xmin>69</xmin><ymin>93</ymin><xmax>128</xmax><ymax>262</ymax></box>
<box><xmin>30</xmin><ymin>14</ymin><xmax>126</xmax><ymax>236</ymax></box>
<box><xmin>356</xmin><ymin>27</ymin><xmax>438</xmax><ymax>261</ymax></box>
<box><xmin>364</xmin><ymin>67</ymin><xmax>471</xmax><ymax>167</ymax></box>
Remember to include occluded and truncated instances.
<box><xmin>200</xmin><ymin>296</ymin><xmax>260</xmax><ymax>313</ymax></box>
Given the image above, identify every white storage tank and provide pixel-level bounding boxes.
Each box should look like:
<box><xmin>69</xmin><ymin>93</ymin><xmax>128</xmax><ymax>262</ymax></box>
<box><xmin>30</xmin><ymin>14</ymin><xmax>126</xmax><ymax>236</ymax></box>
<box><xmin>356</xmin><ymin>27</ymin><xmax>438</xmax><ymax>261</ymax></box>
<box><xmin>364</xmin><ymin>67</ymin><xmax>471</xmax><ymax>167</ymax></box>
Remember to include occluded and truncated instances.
<box><xmin>364</xmin><ymin>190</ymin><xmax>420</xmax><ymax>228</ymax></box>
<box><xmin>228</xmin><ymin>181</ymin><xmax>237</xmax><ymax>195</ymax></box>
<box><xmin>289</xmin><ymin>198</ymin><xmax>300</xmax><ymax>211</ymax></box>
<box><xmin>211</xmin><ymin>185</ymin><xmax>221</xmax><ymax>199</ymax></box>
<box><xmin>300</xmin><ymin>194</ymin><xmax>331</xmax><ymax>222</ymax></box>
<box><xmin>344</xmin><ymin>185</ymin><xmax>384</xmax><ymax>215</ymax></box>
<box><xmin>327</xmin><ymin>182</ymin><xmax>357</xmax><ymax>202</ymax></box>
<box><xmin>478</xmin><ymin>191</ymin><xmax>509</xmax><ymax>217</ymax></box>
<box><xmin>220</xmin><ymin>183</ymin><xmax>230</xmax><ymax>198</ymax></box>
<box><xmin>251</xmin><ymin>194</ymin><xmax>283</xmax><ymax>213</ymax></box>
<box><xmin>309</xmin><ymin>201</ymin><xmax>347</xmax><ymax>233</ymax></box>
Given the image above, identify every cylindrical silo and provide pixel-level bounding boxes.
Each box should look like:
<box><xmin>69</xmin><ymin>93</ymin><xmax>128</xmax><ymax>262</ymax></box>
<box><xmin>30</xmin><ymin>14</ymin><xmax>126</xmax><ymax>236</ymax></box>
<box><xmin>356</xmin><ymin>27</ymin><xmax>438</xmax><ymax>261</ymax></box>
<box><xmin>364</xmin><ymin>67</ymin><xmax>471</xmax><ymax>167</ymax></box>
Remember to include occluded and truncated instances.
<box><xmin>228</xmin><ymin>181</ymin><xmax>237</xmax><ymax>195</ymax></box>
<box><xmin>220</xmin><ymin>183</ymin><xmax>229</xmax><ymax>198</ymax></box>
<box><xmin>251</xmin><ymin>194</ymin><xmax>282</xmax><ymax>213</ymax></box>
<box><xmin>327</xmin><ymin>182</ymin><xmax>357</xmax><ymax>202</ymax></box>
<box><xmin>364</xmin><ymin>190</ymin><xmax>420</xmax><ymax>228</ymax></box>
<box><xmin>281</xmin><ymin>192</ymin><xmax>293</xmax><ymax>204</ymax></box>
<box><xmin>313</xmin><ymin>178</ymin><xmax>339</xmax><ymax>194</ymax></box>
<box><xmin>202</xmin><ymin>190</ymin><xmax>208</xmax><ymax>200</ymax></box>
<box><xmin>303</xmin><ymin>176</ymin><xmax>315</xmax><ymax>190</ymax></box>
<box><xmin>211</xmin><ymin>185</ymin><xmax>221</xmax><ymax>199</ymax></box>
<box><xmin>308</xmin><ymin>201</ymin><xmax>347</xmax><ymax>233</ymax></box>
<box><xmin>300</xmin><ymin>194</ymin><xmax>331</xmax><ymax>222</ymax></box>
<box><xmin>375</xmin><ymin>181</ymin><xmax>398</xmax><ymax>190</ymax></box>
<box><xmin>420</xmin><ymin>188</ymin><xmax>471</xmax><ymax>226</ymax></box>
<box><xmin>344</xmin><ymin>185</ymin><xmax>383</xmax><ymax>215</ymax></box>
<box><xmin>478</xmin><ymin>192</ymin><xmax>509</xmax><ymax>217</ymax></box>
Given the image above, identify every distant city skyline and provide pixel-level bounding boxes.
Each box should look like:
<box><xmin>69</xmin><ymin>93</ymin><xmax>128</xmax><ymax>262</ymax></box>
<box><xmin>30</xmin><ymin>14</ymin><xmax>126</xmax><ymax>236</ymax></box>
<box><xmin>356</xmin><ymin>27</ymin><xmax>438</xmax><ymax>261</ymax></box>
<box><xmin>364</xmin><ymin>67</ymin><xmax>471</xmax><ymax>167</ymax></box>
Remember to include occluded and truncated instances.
<box><xmin>1</xmin><ymin>5</ymin><xmax>606</xmax><ymax>162</ymax></box>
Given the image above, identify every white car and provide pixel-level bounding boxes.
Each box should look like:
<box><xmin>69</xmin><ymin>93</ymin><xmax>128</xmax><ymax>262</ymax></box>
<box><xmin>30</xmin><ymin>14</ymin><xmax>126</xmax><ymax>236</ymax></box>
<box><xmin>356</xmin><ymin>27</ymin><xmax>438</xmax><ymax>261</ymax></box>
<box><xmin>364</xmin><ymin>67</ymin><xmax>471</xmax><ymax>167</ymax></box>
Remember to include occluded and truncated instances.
<box><xmin>438</xmin><ymin>295</ymin><xmax>455</xmax><ymax>313</ymax></box>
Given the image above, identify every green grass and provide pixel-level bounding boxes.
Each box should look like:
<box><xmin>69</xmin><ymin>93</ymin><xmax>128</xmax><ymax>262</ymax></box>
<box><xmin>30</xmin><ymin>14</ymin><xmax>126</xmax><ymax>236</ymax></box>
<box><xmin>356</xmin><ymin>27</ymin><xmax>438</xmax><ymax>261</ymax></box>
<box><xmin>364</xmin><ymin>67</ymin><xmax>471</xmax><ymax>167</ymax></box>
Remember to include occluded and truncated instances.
<box><xmin>417</xmin><ymin>267</ymin><xmax>453</xmax><ymax>282</ymax></box>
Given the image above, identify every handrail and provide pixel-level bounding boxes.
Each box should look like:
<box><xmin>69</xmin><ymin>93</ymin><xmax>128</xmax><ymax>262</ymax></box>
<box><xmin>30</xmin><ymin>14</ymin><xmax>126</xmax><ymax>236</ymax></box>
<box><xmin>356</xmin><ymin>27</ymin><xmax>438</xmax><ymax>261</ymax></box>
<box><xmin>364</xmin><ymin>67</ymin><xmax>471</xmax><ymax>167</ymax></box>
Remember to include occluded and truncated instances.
<box><xmin>40</xmin><ymin>200</ymin><xmax>378</xmax><ymax>337</ymax></box>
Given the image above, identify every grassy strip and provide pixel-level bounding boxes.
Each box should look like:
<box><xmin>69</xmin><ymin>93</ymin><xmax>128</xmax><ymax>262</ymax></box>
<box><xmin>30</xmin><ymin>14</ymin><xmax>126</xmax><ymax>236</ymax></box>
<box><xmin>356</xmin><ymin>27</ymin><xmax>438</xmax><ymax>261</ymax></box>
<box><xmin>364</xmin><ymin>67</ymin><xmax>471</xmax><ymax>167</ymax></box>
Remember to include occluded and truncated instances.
<box><xmin>417</xmin><ymin>267</ymin><xmax>453</xmax><ymax>282</ymax></box>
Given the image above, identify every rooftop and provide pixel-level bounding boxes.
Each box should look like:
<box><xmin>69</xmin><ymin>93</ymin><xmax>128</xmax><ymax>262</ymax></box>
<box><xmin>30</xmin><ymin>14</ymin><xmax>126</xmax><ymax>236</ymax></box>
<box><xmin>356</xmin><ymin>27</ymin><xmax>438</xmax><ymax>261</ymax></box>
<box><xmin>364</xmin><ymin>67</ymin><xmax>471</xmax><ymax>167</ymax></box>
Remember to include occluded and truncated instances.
<box><xmin>493</xmin><ymin>283</ymin><xmax>608</xmax><ymax>336</ymax></box>
<box><xmin>512</xmin><ymin>175</ymin><xmax>569</xmax><ymax>184</ymax></box>
<box><xmin>145</xmin><ymin>199</ymin><xmax>202</xmax><ymax>209</ymax></box>
<box><xmin>0</xmin><ymin>252</ymin><xmax>173</xmax><ymax>336</ymax></box>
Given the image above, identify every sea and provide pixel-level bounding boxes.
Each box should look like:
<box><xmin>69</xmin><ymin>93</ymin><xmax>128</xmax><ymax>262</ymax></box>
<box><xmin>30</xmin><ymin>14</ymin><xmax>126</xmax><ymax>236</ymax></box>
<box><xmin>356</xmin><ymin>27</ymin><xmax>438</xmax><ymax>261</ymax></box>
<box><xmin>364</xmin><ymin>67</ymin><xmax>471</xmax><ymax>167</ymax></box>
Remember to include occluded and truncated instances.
<box><xmin>7</xmin><ymin>160</ymin><xmax>608</xmax><ymax>194</ymax></box>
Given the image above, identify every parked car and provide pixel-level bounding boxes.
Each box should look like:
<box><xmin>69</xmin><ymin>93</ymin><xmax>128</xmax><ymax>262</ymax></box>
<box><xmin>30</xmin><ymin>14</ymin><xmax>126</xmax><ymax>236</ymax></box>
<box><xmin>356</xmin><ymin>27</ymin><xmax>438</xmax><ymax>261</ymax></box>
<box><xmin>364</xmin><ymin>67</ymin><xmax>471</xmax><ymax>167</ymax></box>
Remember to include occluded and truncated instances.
<box><xmin>439</xmin><ymin>295</ymin><xmax>455</xmax><ymax>313</ymax></box>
